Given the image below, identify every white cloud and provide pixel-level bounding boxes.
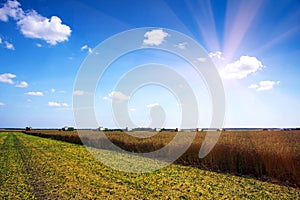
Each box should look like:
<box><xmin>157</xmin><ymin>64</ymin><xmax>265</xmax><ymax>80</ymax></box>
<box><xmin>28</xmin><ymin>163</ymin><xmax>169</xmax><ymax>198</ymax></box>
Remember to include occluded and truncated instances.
<box><xmin>0</xmin><ymin>0</ymin><xmax>24</xmax><ymax>21</ymax></box>
<box><xmin>0</xmin><ymin>38</ymin><xmax>15</xmax><ymax>50</ymax></box>
<box><xmin>48</xmin><ymin>101</ymin><xmax>69</xmax><ymax>107</ymax></box>
<box><xmin>81</xmin><ymin>44</ymin><xmax>88</xmax><ymax>51</ymax></box>
<box><xmin>48</xmin><ymin>101</ymin><xmax>60</xmax><ymax>107</ymax></box>
<box><xmin>0</xmin><ymin>73</ymin><xmax>16</xmax><ymax>84</ymax></box>
<box><xmin>143</xmin><ymin>29</ymin><xmax>168</xmax><ymax>46</ymax></box>
<box><xmin>4</xmin><ymin>41</ymin><xmax>14</xmax><ymax>50</ymax></box>
<box><xmin>50</xmin><ymin>88</ymin><xmax>55</xmax><ymax>93</ymax></box>
<box><xmin>175</xmin><ymin>42</ymin><xmax>187</xmax><ymax>49</ymax></box>
<box><xmin>197</xmin><ymin>57</ymin><xmax>207</xmax><ymax>62</ymax></box>
<box><xmin>109</xmin><ymin>91</ymin><xmax>129</xmax><ymax>103</ymax></box>
<box><xmin>103</xmin><ymin>91</ymin><xmax>129</xmax><ymax>103</ymax></box>
<box><xmin>36</xmin><ymin>43</ymin><xmax>42</xmax><ymax>47</ymax></box>
<box><xmin>220</xmin><ymin>56</ymin><xmax>264</xmax><ymax>79</ymax></box>
<box><xmin>61</xmin><ymin>103</ymin><xmax>69</xmax><ymax>107</ymax></box>
<box><xmin>146</xmin><ymin>103</ymin><xmax>160</xmax><ymax>108</ymax></box>
<box><xmin>209</xmin><ymin>51</ymin><xmax>224</xmax><ymax>60</ymax></box>
<box><xmin>15</xmin><ymin>81</ymin><xmax>28</xmax><ymax>88</ymax></box>
<box><xmin>0</xmin><ymin>102</ymin><xmax>5</xmax><ymax>106</ymax></box>
<box><xmin>17</xmin><ymin>11</ymin><xmax>71</xmax><ymax>45</ymax></box>
<box><xmin>129</xmin><ymin>108</ymin><xmax>136</xmax><ymax>112</ymax></box>
<box><xmin>248</xmin><ymin>84</ymin><xmax>258</xmax><ymax>89</ymax></box>
<box><xmin>25</xmin><ymin>91</ymin><xmax>43</xmax><ymax>96</ymax></box>
<box><xmin>249</xmin><ymin>80</ymin><xmax>280</xmax><ymax>91</ymax></box>
<box><xmin>73</xmin><ymin>90</ymin><xmax>84</xmax><ymax>95</ymax></box>
<box><xmin>0</xmin><ymin>1</ymin><xmax>71</xmax><ymax>45</ymax></box>
<box><xmin>81</xmin><ymin>44</ymin><xmax>92</xmax><ymax>53</ymax></box>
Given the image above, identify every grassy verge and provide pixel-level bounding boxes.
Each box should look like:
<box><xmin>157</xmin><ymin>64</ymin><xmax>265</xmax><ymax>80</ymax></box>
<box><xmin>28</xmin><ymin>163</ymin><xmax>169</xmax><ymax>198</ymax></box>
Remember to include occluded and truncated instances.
<box><xmin>0</xmin><ymin>132</ymin><xmax>299</xmax><ymax>199</ymax></box>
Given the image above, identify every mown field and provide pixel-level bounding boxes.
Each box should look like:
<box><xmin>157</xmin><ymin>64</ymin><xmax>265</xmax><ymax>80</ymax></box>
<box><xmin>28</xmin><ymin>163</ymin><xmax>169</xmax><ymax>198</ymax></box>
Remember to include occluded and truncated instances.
<box><xmin>24</xmin><ymin>129</ymin><xmax>300</xmax><ymax>187</ymax></box>
<box><xmin>0</xmin><ymin>132</ymin><xmax>299</xmax><ymax>199</ymax></box>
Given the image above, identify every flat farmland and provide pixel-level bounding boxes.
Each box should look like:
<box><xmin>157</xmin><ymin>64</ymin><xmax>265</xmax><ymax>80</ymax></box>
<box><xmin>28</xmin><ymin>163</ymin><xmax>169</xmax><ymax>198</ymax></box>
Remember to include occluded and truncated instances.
<box><xmin>1</xmin><ymin>131</ymin><xmax>299</xmax><ymax>199</ymax></box>
<box><xmin>24</xmin><ymin>129</ymin><xmax>300</xmax><ymax>187</ymax></box>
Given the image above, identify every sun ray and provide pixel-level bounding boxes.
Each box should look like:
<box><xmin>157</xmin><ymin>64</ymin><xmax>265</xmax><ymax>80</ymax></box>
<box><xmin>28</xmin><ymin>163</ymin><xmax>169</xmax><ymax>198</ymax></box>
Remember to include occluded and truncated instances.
<box><xmin>249</xmin><ymin>6</ymin><xmax>300</xmax><ymax>55</ymax></box>
<box><xmin>185</xmin><ymin>0</ymin><xmax>220</xmax><ymax>52</ymax></box>
<box><xmin>250</xmin><ymin>25</ymin><xmax>300</xmax><ymax>55</ymax></box>
<box><xmin>223</xmin><ymin>0</ymin><xmax>264</xmax><ymax>62</ymax></box>
<box><xmin>157</xmin><ymin>1</ymin><xmax>195</xmax><ymax>36</ymax></box>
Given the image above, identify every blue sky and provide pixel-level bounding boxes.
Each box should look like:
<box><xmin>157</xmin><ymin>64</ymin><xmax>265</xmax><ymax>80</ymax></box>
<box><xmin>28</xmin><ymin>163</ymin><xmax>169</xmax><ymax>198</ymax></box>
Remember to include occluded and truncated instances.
<box><xmin>0</xmin><ymin>0</ymin><xmax>299</xmax><ymax>128</ymax></box>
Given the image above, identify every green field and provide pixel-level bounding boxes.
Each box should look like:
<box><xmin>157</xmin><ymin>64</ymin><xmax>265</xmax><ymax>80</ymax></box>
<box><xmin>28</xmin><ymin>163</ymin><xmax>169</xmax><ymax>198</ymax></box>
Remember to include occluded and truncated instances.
<box><xmin>0</xmin><ymin>132</ymin><xmax>299</xmax><ymax>199</ymax></box>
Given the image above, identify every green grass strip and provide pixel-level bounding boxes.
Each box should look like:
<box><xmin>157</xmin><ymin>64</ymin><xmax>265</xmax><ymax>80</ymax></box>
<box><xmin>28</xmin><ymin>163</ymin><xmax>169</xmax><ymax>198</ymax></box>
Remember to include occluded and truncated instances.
<box><xmin>0</xmin><ymin>133</ymin><xmax>34</xmax><ymax>199</ymax></box>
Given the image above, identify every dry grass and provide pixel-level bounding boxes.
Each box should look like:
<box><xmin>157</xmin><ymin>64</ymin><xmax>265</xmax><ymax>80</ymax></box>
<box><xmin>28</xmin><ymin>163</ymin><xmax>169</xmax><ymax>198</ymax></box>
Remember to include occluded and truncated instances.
<box><xmin>23</xmin><ymin>129</ymin><xmax>300</xmax><ymax>187</ymax></box>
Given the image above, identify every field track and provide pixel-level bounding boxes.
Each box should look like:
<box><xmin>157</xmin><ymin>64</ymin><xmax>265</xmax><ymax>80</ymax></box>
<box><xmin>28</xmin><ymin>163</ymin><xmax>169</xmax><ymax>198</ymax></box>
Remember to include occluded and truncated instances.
<box><xmin>0</xmin><ymin>132</ymin><xmax>299</xmax><ymax>199</ymax></box>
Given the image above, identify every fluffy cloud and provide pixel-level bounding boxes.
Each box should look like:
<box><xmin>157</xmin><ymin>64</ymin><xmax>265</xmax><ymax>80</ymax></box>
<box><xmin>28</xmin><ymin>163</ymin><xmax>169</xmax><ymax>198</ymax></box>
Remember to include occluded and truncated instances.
<box><xmin>61</xmin><ymin>103</ymin><xmax>69</xmax><ymax>107</ymax></box>
<box><xmin>0</xmin><ymin>37</ymin><xmax>15</xmax><ymax>50</ymax></box>
<box><xmin>0</xmin><ymin>73</ymin><xmax>16</xmax><ymax>84</ymax></box>
<box><xmin>81</xmin><ymin>44</ymin><xmax>88</xmax><ymax>51</ymax></box>
<box><xmin>103</xmin><ymin>91</ymin><xmax>129</xmax><ymax>103</ymax></box>
<box><xmin>220</xmin><ymin>56</ymin><xmax>264</xmax><ymax>79</ymax></box>
<box><xmin>48</xmin><ymin>101</ymin><xmax>60</xmax><ymax>107</ymax></box>
<box><xmin>209</xmin><ymin>51</ymin><xmax>224</xmax><ymax>60</ymax></box>
<box><xmin>175</xmin><ymin>42</ymin><xmax>187</xmax><ymax>49</ymax></box>
<box><xmin>146</xmin><ymin>103</ymin><xmax>160</xmax><ymax>108</ymax></box>
<box><xmin>48</xmin><ymin>101</ymin><xmax>69</xmax><ymax>107</ymax></box>
<box><xmin>4</xmin><ymin>41</ymin><xmax>14</xmax><ymax>50</ymax></box>
<box><xmin>248</xmin><ymin>84</ymin><xmax>258</xmax><ymax>89</ymax></box>
<box><xmin>81</xmin><ymin>44</ymin><xmax>92</xmax><ymax>53</ymax></box>
<box><xmin>73</xmin><ymin>90</ymin><xmax>84</xmax><ymax>95</ymax></box>
<box><xmin>143</xmin><ymin>29</ymin><xmax>168</xmax><ymax>46</ymax></box>
<box><xmin>0</xmin><ymin>102</ymin><xmax>5</xmax><ymax>106</ymax></box>
<box><xmin>50</xmin><ymin>88</ymin><xmax>55</xmax><ymax>93</ymax></box>
<box><xmin>197</xmin><ymin>57</ymin><xmax>207</xmax><ymax>62</ymax></box>
<box><xmin>0</xmin><ymin>0</ymin><xmax>71</xmax><ymax>45</ymax></box>
<box><xmin>17</xmin><ymin>11</ymin><xmax>71</xmax><ymax>45</ymax></box>
<box><xmin>0</xmin><ymin>0</ymin><xmax>24</xmax><ymax>21</ymax></box>
<box><xmin>25</xmin><ymin>91</ymin><xmax>43</xmax><ymax>96</ymax></box>
<box><xmin>0</xmin><ymin>73</ymin><xmax>28</xmax><ymax>87</ymax></box>
<box><xmin>15</xmin><ymin>81</ymin><xmax>28</xmax><ymax>88</ymax></box>
<box><xmin>249</xmin><ymin>81</ymin><xmax>280</xmax><ymax>91</ymax></box>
